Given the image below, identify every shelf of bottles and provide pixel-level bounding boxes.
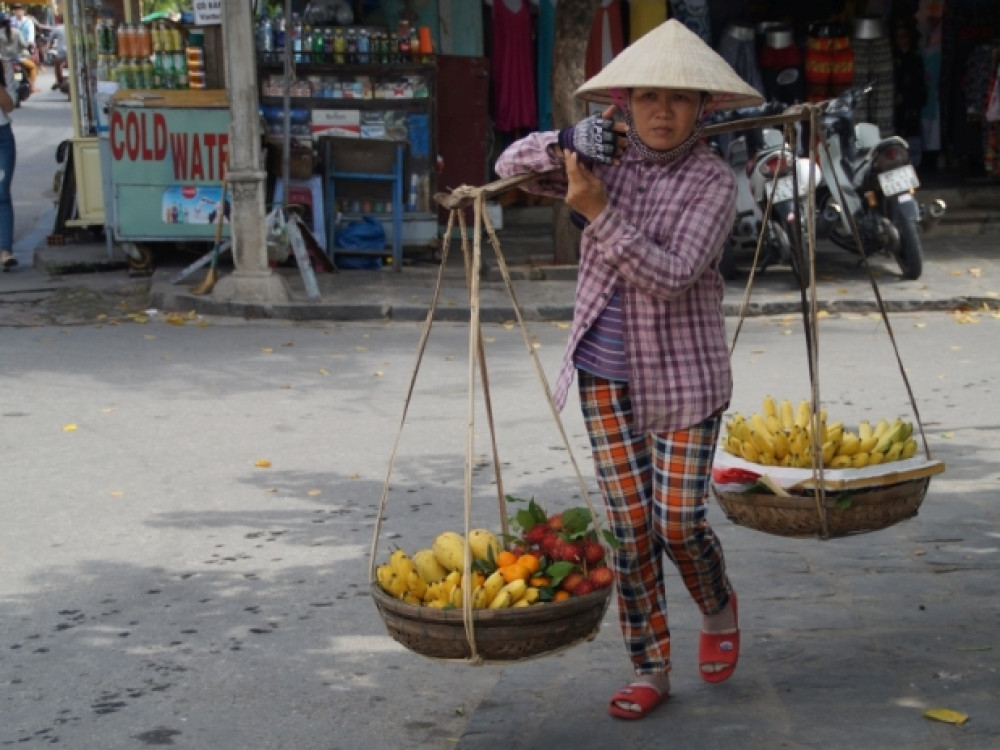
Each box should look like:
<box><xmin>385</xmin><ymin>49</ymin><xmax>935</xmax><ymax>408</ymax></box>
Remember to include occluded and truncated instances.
<box><xmin>94</xmin><ymin>19</ymin><xmax>207</xmax><ymax>91</ymax></box>
<box><xmin>255</xmin><ymin>14</ymin><xmax>434</xmax><ymax>69</ymax></box>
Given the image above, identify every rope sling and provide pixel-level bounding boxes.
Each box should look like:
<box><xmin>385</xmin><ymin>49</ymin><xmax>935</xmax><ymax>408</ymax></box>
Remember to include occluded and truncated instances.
<box><xmin>369</xmin><ymin>101</ymin><xmax>944</xmax><ymax>664</ymax></box>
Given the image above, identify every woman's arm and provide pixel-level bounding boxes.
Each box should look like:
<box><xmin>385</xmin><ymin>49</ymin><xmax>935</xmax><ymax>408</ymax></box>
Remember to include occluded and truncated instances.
<box><xmin>0</xmin><ymin>84</ymin><xmax>14</xmax><ymax>114</ymax></box>
<box><xmin>494</xmin><ymin>131</ymin><xmax>571</xmax><ymax>198</ymax></box>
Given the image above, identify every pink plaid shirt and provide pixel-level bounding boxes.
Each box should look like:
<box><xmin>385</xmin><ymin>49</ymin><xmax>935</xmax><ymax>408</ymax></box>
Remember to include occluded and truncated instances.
<box><xmin>495</xmin><ymin>132</ymin><xmax>736</xmax><ymax>432</ymax></box>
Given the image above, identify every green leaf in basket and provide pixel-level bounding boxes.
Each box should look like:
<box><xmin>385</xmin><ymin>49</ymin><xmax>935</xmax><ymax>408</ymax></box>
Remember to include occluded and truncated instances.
<box><xmin>560</xmin><ymin>507</ymin><xmax>592</xmax><ymax>535</ymax></box>
<box><xmin>545</xmin><ymin>561</ymin><xmax>576</xmax><ymax>587</ymax></box>
<box><xmin>834</xmin><ymin>494</ymin><xmax>853</xmax><ymax>510</ymax></box>
<box><xmin>601</xmin><ymin>529</ymin><xmax>621</xmax><ymax>549</ymax></box>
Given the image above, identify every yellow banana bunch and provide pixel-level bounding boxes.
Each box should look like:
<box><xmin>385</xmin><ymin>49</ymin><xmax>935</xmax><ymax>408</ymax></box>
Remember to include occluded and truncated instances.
<box><xmin>721</xmin><ymin>399</ymin><xmax>920</xmax><ymax>471</ymax></box>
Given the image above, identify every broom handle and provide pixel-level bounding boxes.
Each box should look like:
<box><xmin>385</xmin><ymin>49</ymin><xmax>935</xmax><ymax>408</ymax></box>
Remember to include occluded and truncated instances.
<box><xmin>208</xmin><ymin>178</ymin><xmax>228</xmax><ymax>268</ymax></box>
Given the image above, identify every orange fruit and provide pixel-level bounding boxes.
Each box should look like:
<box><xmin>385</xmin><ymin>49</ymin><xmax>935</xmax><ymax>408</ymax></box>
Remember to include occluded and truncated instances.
<box><xmin>517</xmin><ymin>553</ymin><xmax>540</xmax><ymax>574</ymax></box>
<box><xmin>553</xmin><ymin>590</ymin><xmax>571</xmax><ymax>602</ymax></box>
<box><xmin>528</xmin><ymin>575</ymin><xmax>551</xmax><ymax>588</ymax></box>
<box><xmin>496</xmin><ymin>550</ymin><xmax>517</xmax><ymax>569</ymax></box>
<box><xmin>500</xmin><ymin>562</ymin><xmax>530</xmax><ymax>584</ymax></box>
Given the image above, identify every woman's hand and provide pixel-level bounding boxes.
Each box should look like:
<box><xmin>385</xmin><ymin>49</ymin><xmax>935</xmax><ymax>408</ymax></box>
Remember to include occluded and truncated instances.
<box><xmin>564</xmin><ymin>151</ymin><xmax>608</xmax><ymax>223</ymax></box>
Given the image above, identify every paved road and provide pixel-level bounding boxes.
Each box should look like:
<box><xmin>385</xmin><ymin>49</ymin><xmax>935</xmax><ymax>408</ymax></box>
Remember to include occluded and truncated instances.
<box><xmin>1</xmin><ymin>309</ymin><xmax>997</xmax><ymax>749</ymax></box>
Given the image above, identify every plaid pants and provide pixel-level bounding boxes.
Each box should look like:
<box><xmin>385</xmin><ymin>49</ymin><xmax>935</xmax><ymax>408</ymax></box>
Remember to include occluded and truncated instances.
<box><xmin>578</xmin><ymin>371</ymin><xmax>732</xmax><ymax>675</ymax></box>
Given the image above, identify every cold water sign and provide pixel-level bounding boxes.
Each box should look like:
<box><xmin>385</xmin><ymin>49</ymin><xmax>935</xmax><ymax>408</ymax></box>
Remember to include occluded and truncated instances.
<box><xmin>110</xmin><ymin>107</ymin><xmax>229</xmax><ymax>184</ymax></box>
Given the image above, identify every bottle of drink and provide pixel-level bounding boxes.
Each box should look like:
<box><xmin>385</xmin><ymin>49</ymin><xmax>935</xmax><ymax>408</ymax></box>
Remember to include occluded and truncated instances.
<box><xmin>409</xmin><ymin>27</ymin><xmax>419</xmax><ymax>61</ymax></box>
<box><xmin>142</xmin><ymin>59</ymin><xmax>155</xmax><ymax>88</ymax></box>
<box><xmin>357</xmin><ymin>28</ymin><xmax>370</xmax><ymax>64</ymax></box>
<box><xmin>140</xmin><ymin>24</ymin><xmax>152</xmax><ymax>58</ymax></box>
<box><xmin>103</xmin><ymin>19</ymin><xmax>117</xmax><ymax>55</ymax></box>
<box><xmin>169</xmin><ymin>25</ymin><xmax>183</xmax><ymax>53</ymax></box>
<box><xmin>398</xmin><ymin>28</ymin><xmax>410</xmax><ymax>60</ymax></box>
<box><xmin>346</xmin><ymin>29</ymin><xmax>357</xmax><ymax>64</ymax></box>
<box><xmin>333</xmin><ymin>27</ymin><xmax>345</xmax><ymax>65</ymax></box>
<box><xmin>95</xmin><ymin>19</ymin><xmax>105</xmax><ymax>55</ymax></box>
<box><xmin>160</xmin><ymin>51</ymin><xmax>175</xmax><ymax>89</ymax></box>
<box><xmin>174</xmin><ymin>51</ymin><xmax>188</xmax><ymax>88</ymax></box>
<box><xmin>273</xmin><ymin>14</ymin><xmax>286</xmax><ymax>56</ymax></box>
<box><xmin>302</xmin><ymin>22</ymin><xmax>313</xmax><ymax>63</ymax></box>
<box><xmin>388</xmin><ymin>32</ymin><xmax>398</xmax><ymax>63</ymax></box>
<box><xmin>116</xmin><ymin>57</ymin><xmax>130</xmax><ymax>89</ymax></box>
<box><xmin>116</xmin><ymin>23</ymin><xmax>127</xmax><ymax>58</ymax></box>
<box><xmin>291</xmin><ymin>13</ymin><xmax>302</xmax><ymax>63</ymax></box>
<box><xmin>257</xmin><ymin>15</ymin><xmax>273</xmax><ymax>61</ymax></box>
<box><xmin>312</xmin><ymin>26</ymin><xmax>325</xmax><ymax>64</ymax></box>
<box><xmin>323</xmin><ymin>28</ymin><xmax>333</xmax><ymax>61</ymax></box>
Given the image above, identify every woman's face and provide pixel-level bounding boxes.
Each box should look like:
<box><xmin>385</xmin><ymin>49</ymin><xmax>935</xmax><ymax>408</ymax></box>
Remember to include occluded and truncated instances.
<box><xmin>629</xmin><ymin>88</ymin><xmax>702</xmax><ymax>151</ymax></box>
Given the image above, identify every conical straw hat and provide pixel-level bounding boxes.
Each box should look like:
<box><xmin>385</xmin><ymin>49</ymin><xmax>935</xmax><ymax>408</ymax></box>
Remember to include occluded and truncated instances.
<box><xmin>576</xmin><ymin>19</ymin><xmax>764</xmax><ymax>111</ymax></box>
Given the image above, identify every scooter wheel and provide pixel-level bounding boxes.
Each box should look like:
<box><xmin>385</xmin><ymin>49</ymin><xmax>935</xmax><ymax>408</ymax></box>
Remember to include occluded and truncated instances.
<box><xmin>894</xmin><ymin>217</ymin><xmax>923</xmax><ymax>280</ymax></box>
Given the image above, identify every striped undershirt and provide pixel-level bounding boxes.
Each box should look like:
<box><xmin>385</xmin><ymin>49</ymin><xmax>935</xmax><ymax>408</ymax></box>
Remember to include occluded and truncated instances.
<box><xmin>573</xmin><ymin>289</ymin><xmax>629</xmax><ymax>381</ymax></box>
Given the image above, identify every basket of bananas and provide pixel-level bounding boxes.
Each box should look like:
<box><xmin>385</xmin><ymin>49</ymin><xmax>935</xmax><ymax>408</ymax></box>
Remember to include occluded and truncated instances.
<box><xmin>710</xmin><ymin>396</ymin><xmax>945</xmax><ymax>539</ymax></box>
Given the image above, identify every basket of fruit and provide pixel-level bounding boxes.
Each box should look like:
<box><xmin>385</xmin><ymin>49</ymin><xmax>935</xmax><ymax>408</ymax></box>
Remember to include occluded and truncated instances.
<box><xmin>710</xmin><ymin>397</ymin><xmax>945</xmax><ymax>539</ymax></box>
<box><xmin>371</xmin><ymin>498</ymin><xmax>615</xmax><ymax>662</ymax></box>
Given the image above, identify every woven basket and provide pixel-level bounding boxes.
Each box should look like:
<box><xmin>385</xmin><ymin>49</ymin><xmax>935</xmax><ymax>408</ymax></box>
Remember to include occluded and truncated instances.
<box><xmin>711</xmin><ymin>477</ymin><xmax>931</xmax><ymax>539</ymax></box>
<box><xmin>372</xmin><ymin>583</ymin><xmax>612</xmax><ymax>662</ymax></box>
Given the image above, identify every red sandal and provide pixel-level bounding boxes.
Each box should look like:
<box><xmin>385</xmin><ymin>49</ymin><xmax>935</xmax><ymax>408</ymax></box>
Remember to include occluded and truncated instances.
<box><xmin>699</xmin><ymin>593</ymin><xmax>739</xmax><ymax>684</ymax></box>
<box><xmin>609</xmin><ymin>682</ymin><xmax>669</xmax><ymax>720</ymax></box>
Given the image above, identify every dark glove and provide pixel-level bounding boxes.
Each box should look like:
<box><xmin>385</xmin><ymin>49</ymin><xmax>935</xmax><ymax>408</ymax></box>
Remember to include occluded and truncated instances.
<box><xmin>558</xmin><ymin>114</ymin><xmax>618</xmax><ymax>166</ymax></box>
<box><xmin>569</xmin><ymin>210</ymin><xmax>589</xmax><ymax>230</ymax></box>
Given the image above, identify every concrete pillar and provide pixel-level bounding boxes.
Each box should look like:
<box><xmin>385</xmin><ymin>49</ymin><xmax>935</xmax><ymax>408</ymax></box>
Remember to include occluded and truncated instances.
<box><xmin>212</xmin><ymin>0</ymin><xmax>291</xmax><ymax>303</ymax></box>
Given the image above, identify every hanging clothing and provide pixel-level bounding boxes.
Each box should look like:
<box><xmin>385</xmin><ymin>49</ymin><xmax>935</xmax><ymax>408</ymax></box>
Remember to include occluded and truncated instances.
<box><xmin>537</xmin><ymin>0</ymin><xmax>557</xmax><ymax>131</ymax></box>
<box><xmin>853</xmin><ymin>35</ymin><xmax>895</xmax><ymax>136</ymax></box>
<box><xmin>491</xmin><ymin>0</ymin><xmax>538</xmax><ymax>133</ymax></box>
<box><xmin>586</xmin><ymin>0</ymin><xmax>626</xmax><ymax>80</ymax></box>
<box><xmin>915</xmin><ymin>0</ymin><xmax>944</xmax><ymax>151</ymax></box>
<box><xmin>760</xmin><ymin>38</ymin><xmax>805</xmax><ymax>105</ymax></box>
<box><xmin>966</xmin><ymin>43</ymin><xmax>1000</xmax><ymax>177</ymax></box>
<box><xmin>628</xmin><ymin>0</ymin><xmax>668</xmax><ymax>43</ymax></box>
<box><xmin>668</xmin><ymin>0</ymin><xmax>711</xmax><ymax>45</ymax></box>
<box><xmin>717</xmin><ymin>24</ymin><xmax>764</xmax><ymax>97</ymax></box>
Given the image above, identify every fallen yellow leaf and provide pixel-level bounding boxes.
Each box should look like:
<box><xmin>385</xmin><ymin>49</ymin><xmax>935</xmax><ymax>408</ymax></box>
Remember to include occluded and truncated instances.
<box><xmin>264</xmin><ymin>487</ymin><xmax>277</xmax><ymax>493</ymax></box>
<box><xmin>110</xmin><ymin>491</ymin><xmax>124</xmax><ymax>498</ymax></box>
<box><xmin>349</xmin><ymin>473</ymin><xmax>360</xmax><ymax>480</ymax></box>
<box><xmin>307</xmin><ymin>489</ymin><xmax>322</xmax><ymax>496</ymax></box>
<box><xmin>553</xmin><ymin>322</ymin><xmax>570</xmax><ymax>329</ymax></box>
<box><xmin>923</xmin><ymin>708</ymin><xmax>968</xmax><ymax>725</ymax></box>
<box><xmin>254</xmin><ymin>459</ymin><xmax>272</xmax><ymax>468</ymax></box>
<box><xmin>261</xmin><ymin>347</ymin><xmax>274</xmax><ymax>353</ymax></box>
<box><xmin>165</xmin><ymin>313</ymin><xmax>187</xmax><ymax>326</ymax></box>
<box><xmin>374</xmin><ymin>370</ymin><xmax>384</xmax><ymax>377</ymax></box>
<box><xmin>62</xmin><ymin>423</ymin><xmax>77</xmax><ymax>432</ymax></box>
<box><xmin>816</xmin><ymin>310</ymin><xmax>830</xmax><ymax>319</ymax></box>
<box><xmin>969</xmin><ymin>268</ymin><xmax>982</xmax><ymax>278</ymax></box>
<box><xmin>949</xmin><ymin>270</ymin><xmax>964</xmax><ymax>276</ymax></box>
<box><xmin>914</xmin><ymin>322</ymin><xmax>927</xmax><ymax>328</ymax></box>
<box><xmin>318</xmin><ymin>368</ymin><xmax>329</xmax><ymax>376</ymax></box>
<box><xmin>941</xmin><ymin>432</ymin><xmax>954</xmax><ymax>439</ymax></box>
<box><xmin>355</xmin><ymin>345</ymin><xmax>368</xmax><ymax>351</ymax></box>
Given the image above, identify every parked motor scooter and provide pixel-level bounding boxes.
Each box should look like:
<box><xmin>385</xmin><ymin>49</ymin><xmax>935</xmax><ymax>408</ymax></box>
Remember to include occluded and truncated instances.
<box><xmin>812</xmin><ymin>85</ymin><xmax>946</xmax><ymax>280</ymax></box>
<box><xmin>709</xmin><ymin>102</ymin><xmax>816</xmax><ymax>284</ymax></box>
<box><xmin>7</xmin><ymin>58</ymin><xmax>31</xmax><ymax>106</ymax></box>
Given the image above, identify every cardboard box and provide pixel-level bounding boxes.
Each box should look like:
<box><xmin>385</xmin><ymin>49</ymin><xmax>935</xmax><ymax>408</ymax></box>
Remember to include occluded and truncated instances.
<box><xmin>311</xmin><ymin>109</ymin><xmax>361</xmax><ymax>138</ymax></box>
<box><xmin>266</xmin><ymin>143</ymin><xmax>315</xmax><ymax>180</ymax></box>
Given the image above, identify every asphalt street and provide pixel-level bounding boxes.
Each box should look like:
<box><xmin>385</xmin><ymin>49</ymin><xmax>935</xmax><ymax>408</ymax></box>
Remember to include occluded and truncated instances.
<box><xmin>2</xmin><ymin>308</ymin><xmax>998</xmax><ymax>749</ymax></box>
